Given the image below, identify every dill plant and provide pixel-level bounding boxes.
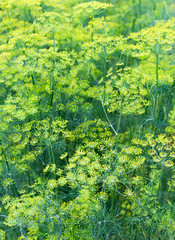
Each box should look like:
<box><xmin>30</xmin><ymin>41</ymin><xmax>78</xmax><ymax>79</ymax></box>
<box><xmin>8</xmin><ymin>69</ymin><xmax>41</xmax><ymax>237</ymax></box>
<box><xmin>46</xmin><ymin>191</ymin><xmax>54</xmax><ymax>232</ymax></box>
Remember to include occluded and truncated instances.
<box><xmin>0</xmin><ymin>0</ymin><xmax>174</xmax><ymax>239</ymax></box>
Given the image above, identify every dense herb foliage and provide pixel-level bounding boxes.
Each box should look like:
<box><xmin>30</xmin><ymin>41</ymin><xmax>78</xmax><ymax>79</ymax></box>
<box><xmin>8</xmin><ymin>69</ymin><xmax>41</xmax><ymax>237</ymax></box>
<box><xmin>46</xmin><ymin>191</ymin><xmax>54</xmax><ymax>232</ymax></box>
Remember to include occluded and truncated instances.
<box><xmin>0</xmin><ymin>0</ymin><xmax>175</xmax><ymax>239</ymax></box>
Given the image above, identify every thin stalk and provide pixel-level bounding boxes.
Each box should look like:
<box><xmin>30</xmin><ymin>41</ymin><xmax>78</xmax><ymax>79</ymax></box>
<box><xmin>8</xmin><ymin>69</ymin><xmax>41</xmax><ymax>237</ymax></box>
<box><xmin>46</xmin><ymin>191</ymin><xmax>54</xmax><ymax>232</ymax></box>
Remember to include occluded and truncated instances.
<box><xmin>157</xmin><ymin>161</ymin><xmax>164</xmax><ymax>203</ymax></box>
<box><xmin>50</xmin><ymin>29</ymin><xmax>56</xmax><ymax>107</ymax></box>
<box><xmin>152</xmin><ymin>52</ymin><xmax>159</xmax><ymax>121</ymax></box>
<box><xmin>53</xmin><ymin>30</ymin><xmax>56</xmax><ymax>53</ymax></box>
<box><xmin>101</xmin><ymin>100</ymin><xmax>117</xmax><ymax>136</ymax></box>
<box><xmin>129</xmin><ymin>115</ymin><xmax>132</xmax><ymax>140</ymax></box>
<box><xmin>20</xmin><ymin>227</ymin><xmax>29</xmax><ymax>240</ymax></box>
<box><xmin>91</xmin><ymin>16</ymin><xmax>94</xmax><ymax>41</ymax></box>
<box><xmin>132</xmin><ymin>0</ymin><xmax>136</xmax><ymax>32</ymax></box>
<box><xmin>111</xmin><ymin>97</ymin><xmax>123</xmax><ymax>214</ymax></box>
<box><xmin>115</xmin><ymin>97</ymin><xmax>123</xmax><ymax>155</ymax></box>
<box><xmin>57</xmin><ymin>217</ymin><xmax>63</xmax><ymax>240</ymax></box>
<box><xmin>103</xmin><ymin>46</ymin><xmax>107</xmax><ymax>83</ymax></box>
<box><xmin>47</xmin><ymin>143</ymin><xmax>56</xmax><ymax>181</ymax></box>
<box><xmin>101</xmin><ymin>97</ymin><xmax>123</xmax><ymax>156</ymax></box>
<box><xmin>156</xmin><ymin>52</ymin><xmax>159</xmax><ymax>87</ymax></box>
<box><xmin>139</xmin><ymin>0</ymin><xmax>142</xmax><ymax>17</ymax></box>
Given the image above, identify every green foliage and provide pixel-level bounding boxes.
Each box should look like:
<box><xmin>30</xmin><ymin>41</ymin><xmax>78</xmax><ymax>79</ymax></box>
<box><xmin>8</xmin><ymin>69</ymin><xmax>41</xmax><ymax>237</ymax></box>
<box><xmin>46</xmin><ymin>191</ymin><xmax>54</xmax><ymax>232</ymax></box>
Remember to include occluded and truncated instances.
<box><xmin>0</xmin><ymin>0</ymin><xmax>174</xmax><ymax>239</ymax></box>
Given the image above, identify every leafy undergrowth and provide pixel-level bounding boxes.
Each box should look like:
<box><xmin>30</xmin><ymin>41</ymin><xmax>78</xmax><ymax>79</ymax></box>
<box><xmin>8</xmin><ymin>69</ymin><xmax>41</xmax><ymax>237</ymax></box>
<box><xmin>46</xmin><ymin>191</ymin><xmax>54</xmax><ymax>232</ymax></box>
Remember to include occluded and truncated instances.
<box><xmin>0</xmin><ymin>0</ymin><xmax>174</xmax><ymax>239</ymax></box>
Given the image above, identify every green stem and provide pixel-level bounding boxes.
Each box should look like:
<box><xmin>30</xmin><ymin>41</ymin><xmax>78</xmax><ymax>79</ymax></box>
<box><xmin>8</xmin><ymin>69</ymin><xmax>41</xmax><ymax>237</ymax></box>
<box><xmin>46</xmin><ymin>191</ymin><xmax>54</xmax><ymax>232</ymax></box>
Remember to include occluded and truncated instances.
<box><xmin>50</xmin><ymin>29</ymin><xmax>56</xmax><ymax>107</ymax></box>
<box><xmin>102</xmin><ymin>102</ymin><xmax>117</xmax><ymax>135</ymax></box>
<box><xmin>156</xmin><ymin>53</ymin><xmax>159</xmax><ymax>87</ymax></box>
<box><xmin>91</xmin><ymin>16</ymin><xmax>94</xmax><ymax>41</ymax></box>
<box><xmin>47</xmin><ymin>140</ymin><xmax>56</xmax><ymax>180</ymax></box>
<box><xmin>129</xmin><ymin>115</ymin><xmax>132</xmax><ymax>140</ymax></box>
<box><xmin>103</xmin><ymin>46</ymin><xmax>107</xmax><ymax>83</ymax></box>
<box><xmin>115</xmin><ymin>97</ymin><xmax>123</xmax><ymax>155</ymax></box>
<box><xmin>53</xmin><ymin>30</ymin><xmax>56</xmax><ymax>53</ymax></box>
<box><xmin>157</xmin><ymin>162</ymin><xmax>164</xmax><ymax>203</ymax></box>
<box><xmin>152</xmin><ymin>52</ymin><xmax>159</xmax><ymax>120</ymax></box>
<box><xmin>139</xmin><ymin>0</ymin><xmax>142</xmax><ymax>17</ymax></box>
